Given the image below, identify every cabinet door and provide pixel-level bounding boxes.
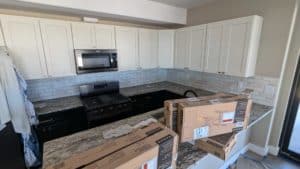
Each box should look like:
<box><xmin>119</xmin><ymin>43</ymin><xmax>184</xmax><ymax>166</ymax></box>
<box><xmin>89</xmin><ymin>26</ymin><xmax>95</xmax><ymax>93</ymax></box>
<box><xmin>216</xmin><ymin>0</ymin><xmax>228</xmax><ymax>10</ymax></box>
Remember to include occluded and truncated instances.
<box><xmin>0</xmin><ymin>15</ymin><xmax>47</xmax><ymax>79</ymax></box>
<box><xmin>222</xmin><ymin>16</ymin><xmax>262</xmax><ymax>77</ymax></box>
<box><xmin>158</xmin><ymin>30</ymin><xmax>174</xmax><ymax>68</ymax></box>
<box><xmin>221</xmin><ymin>20</ymin><xmax>249</xmax><ymax>77</ymax></box>
<box><xmin>189</xmin><ymin>25</ymin><xmax>206</xmax><ymax>71</ymax></box>
<box><xmin>139</xmin><ymin>29</ymin><xmax>158</xmax><ymax>69</ymax></box>
<box><xmin>40</xmin><ymin>19</ymin><xmax>76</xmax><ymax>77</ymax></box>
<box><xmin>71</xmin><ymin>22</ymin><xmax>96</xmax><ymax>49</ymax></box>
<box><xmin>94</xmin><ymin>24</ymin><xmax>116</xmax><ymax>49</ymax></box>
<box><xmin>204</xmin><ymin>22</ymin><xmax>223</xmax><ymax>74</ymax></box>
<box><xmin>0</xmin><ymin>25</ymin><xmax>5</xmax><ymax>46</ymax></box>
<box><xmin>116</xmin><ymin>26</ymin><xmax>139</xmax><ymax>70</ymax></box>
<box><xmin>174</xmin><ymin>29</ymin><xmax>189</xmax><ymax>69</ymax></box>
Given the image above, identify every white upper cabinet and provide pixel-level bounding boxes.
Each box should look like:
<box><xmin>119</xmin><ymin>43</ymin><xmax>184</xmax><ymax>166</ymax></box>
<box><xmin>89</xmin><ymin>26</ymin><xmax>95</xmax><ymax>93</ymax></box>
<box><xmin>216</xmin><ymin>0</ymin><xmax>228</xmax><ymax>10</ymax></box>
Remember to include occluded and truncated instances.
<box><xmin>0</xmin><ymin>15</ymin><xmax>47</xmax><ymax>79</ymax></box>
<box><xmin>188</xmin><ymin>25</ymin><xmax>206</xmax><ymax>71</ymax></box>
<box><xmin>116</xmin><ymin>26</ymin><xmax>139</xmax><ymax>70</ymax></box>
<box><xmin>175</xmin><ymin>25</ymin><xmax>206</xmax><ymax>71</ymax></box>
<box><xmin>94</xmin><ymin>24</ymin><xmax>116</xmax><ymax>49</ymax></box>
<box><xmin>0</xmin><ymin>25</ymin><xmax>5</xmax><ymax>46</ymax></box>
<box><xmin>40</xmin><ymin>19</ymin><xmax>76</xmax><ymax>77</ymax></box>
<box><xmin>139</xmin><ymin>29</ymin><xmax>158</xmax><ymax>69</ymax></box>
<box><xmin>204</xmin><ymin>22</ymin><xmax>223</xmax><ymax>74</ymax></box>
<box><xmin>174</xmin><ymin>29</ymin><xmax>190</xmax><ymax>69</ymax></box>
<box><xmin>72</xmin><ymin>22</ymin><xmax>116</xmax><ymax>49</ymax></box>
<box><xmin>71</xmin><ymin>22</ymin><xmax>96</xmax><ymax>49</ymax></box>
<box><xmin>222</xmin><ymin>16</ymin><xmax>263</xmax><ymax>77</ymax></box>
<box><xmin>158</xmin><ymin>30</ymin><xmax>174</xmax><ymax>68</ymax></box>
<box><xmin>204</xmin><ymin>15</ymin><xmax>262</xmax><ymax>77</ymax></box>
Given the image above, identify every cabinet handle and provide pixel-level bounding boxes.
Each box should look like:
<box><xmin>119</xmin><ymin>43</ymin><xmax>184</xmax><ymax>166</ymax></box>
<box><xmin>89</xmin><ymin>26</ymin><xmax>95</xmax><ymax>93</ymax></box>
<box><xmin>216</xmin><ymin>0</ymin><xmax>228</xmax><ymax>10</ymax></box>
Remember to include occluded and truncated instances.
<box><xmin>39</xmin><ymin>119</ymin><xmax>54</xmax><ymax>125</ymax></box>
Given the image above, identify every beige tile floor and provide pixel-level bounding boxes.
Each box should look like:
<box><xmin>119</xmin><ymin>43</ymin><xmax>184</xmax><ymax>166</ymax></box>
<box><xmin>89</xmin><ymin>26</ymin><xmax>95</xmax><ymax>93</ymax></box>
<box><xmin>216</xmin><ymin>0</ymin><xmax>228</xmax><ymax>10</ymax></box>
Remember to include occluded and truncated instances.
<box><xmin>229</xmin><ymin>151</ymin><xmax>300</xmax><ymax>169</ymax></box>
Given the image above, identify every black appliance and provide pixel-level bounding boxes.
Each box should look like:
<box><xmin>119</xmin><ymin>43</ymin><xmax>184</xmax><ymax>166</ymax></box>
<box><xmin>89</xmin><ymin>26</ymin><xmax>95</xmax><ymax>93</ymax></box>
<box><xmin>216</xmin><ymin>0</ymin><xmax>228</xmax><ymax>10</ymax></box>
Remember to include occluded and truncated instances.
<box><xmin>0</xmin><ymin>123</ymin><xmax>26</xmax><ymax>169</ymax></box>
<box><xmin>74</xmin><ymin>49</ymin><xmax>118</xmax><ymax>74</ymax></box>
<box><xmin>80</xmin><ymin>81</ymin><xmax>132</xmax><ymax>128</ymax></box>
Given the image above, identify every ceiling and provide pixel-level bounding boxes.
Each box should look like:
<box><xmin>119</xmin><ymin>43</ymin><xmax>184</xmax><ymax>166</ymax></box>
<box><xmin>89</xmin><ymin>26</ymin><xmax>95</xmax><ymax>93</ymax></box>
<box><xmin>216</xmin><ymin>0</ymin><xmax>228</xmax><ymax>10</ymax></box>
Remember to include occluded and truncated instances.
<box><xmin>150</xmin><ymin>0</ymin><xmax>218</xmax><ymax>8</ymax></box>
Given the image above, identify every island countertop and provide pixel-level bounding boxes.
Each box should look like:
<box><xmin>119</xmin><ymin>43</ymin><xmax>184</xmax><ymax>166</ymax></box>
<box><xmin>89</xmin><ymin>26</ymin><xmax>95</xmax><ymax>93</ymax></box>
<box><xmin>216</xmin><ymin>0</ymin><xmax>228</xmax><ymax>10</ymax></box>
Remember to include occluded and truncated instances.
<box><xmin>42</xmin><ymin>103</ymin><xmax>272</xmax><ymax>169</ymax></box>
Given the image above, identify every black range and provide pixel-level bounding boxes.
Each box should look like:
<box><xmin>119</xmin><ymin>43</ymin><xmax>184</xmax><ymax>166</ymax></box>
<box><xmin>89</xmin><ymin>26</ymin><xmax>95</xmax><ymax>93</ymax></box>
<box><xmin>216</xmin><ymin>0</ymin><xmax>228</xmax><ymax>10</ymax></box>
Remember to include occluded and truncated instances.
<box><xmin>80</xmin><ymin>81</ymin><xmax>132</xmax><ymax>128</ymax></box>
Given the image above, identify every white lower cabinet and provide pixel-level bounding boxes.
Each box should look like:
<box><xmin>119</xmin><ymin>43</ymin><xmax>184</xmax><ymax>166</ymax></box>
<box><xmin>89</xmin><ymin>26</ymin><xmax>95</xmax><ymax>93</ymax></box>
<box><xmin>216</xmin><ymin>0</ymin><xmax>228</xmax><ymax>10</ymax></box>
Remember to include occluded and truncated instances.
<box><xmin>40</xmin><ymin>19</ymin><xmax>76</xmax><ymax>77</ymax></box>
<box><xmin>158</xmin><ymin>30</ymin><xmax>174</xmax><ymax>68</ymax></box>
<box><xmin>139</xmin><ymin>29</ymin><xmax>158</xmax><ymax>69</ymax></box>
<box><xmin>116</xmin><ymin>26</ymin><xmax>139</xmax><ymax>70</ymax></box>
<box><xmin>0</xmin><ymin>15</ymin><xmax>48</xmax><ymax>79</ymax></box>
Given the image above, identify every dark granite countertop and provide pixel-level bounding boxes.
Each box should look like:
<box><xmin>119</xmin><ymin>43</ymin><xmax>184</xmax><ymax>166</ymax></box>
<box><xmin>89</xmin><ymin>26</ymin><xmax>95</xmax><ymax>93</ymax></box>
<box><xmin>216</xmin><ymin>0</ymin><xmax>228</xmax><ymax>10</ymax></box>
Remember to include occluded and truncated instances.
<box><xmin>38</xmin><ymin>81</ymin><xmax>273</xmax><ymax>169</ymax></box>
<box><xmin>33</xmin><ymin>82</ymin><xmax>213</xmax><ymax>116</ymax></box>
<box><xmin>42</xmin><ymin>104</ymin><xmax>272</xmax><ymax>169</ymax></box>
<box><xmin>34</xmin><ymin>96</ymin><xmax>83</xmax><ymax>116</ymax></box>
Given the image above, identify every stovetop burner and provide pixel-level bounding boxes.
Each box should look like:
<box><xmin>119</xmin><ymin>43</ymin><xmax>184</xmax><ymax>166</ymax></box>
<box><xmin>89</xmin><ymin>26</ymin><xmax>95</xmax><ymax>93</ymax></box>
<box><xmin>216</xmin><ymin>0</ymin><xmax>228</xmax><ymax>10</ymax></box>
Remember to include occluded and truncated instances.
<box><xmin>82</xmin><ymin>93</ymin><xmax>131</xmax><ymax>110</ymax></box>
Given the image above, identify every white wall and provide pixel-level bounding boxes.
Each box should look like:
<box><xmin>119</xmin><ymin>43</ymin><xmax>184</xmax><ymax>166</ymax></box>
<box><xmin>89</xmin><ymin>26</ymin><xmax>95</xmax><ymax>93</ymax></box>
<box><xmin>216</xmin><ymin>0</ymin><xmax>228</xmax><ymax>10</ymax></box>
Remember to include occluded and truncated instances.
<box><xmin>0</xmin><ymin>0</ymin><xmax>187</xmax><ymax>25</ymax></box>
<box><xmin>270</xmin><ymin>0</ymin><xmax>300</xmax><ymax>148</ymax></box>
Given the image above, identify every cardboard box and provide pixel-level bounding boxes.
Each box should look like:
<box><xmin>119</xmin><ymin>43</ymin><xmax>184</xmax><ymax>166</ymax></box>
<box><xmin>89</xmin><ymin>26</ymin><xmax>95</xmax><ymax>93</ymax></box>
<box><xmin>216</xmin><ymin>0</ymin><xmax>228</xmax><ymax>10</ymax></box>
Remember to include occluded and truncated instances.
<box><xmin>164</xmin><ymin>93</ymin><xmax>235</xmax><ymax>132</ymax></box>
<box><xmin>46</xmin><ymin>122</ymin><xmax>178</xmax><ymax>169</ymax></box>
<box><xmin>196</xmin><ymin>132</ymin><xmax>236</xmax><ymax>160</ymax></box>
<box><xmin>177</xmin><ymin>95</ymin><xmax>252</xmax><ymax>142</ymax></box>
<box><xmin>46</xmin><ymin>123</ymin><xmax>164</xmax><ymax>169</ymax></box>
<box><xmin>85</xmin><ymin>127</ymin><xmax>178</xmax><ymax>169</ymax></box>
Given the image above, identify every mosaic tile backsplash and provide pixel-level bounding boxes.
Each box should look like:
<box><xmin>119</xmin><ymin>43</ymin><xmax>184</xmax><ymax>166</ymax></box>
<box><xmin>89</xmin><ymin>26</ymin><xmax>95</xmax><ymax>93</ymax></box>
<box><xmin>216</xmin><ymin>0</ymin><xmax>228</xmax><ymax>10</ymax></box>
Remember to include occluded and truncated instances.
<box><xmin>27</xmin><ymin>68</ymin><xmax>278</xmax><ymax>106</ymax></box>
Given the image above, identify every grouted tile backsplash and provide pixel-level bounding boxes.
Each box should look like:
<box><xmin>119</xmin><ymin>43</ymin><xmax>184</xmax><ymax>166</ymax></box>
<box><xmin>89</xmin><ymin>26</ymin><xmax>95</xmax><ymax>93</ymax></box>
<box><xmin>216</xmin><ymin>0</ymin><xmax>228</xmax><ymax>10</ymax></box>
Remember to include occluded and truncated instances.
<box><xmin>27</xmin><ymin>68</ymin><xmax>279</xmax><ymax>106</ymax></box>
<box><xmin>166</xmin><ymin>69</ymin><xmax>279</xmax><ymax>106</ymax></box>
<box><xmin>27</xmin><ymin>69</ymin><xmax>166</xmax><ymax>102</ymax></box>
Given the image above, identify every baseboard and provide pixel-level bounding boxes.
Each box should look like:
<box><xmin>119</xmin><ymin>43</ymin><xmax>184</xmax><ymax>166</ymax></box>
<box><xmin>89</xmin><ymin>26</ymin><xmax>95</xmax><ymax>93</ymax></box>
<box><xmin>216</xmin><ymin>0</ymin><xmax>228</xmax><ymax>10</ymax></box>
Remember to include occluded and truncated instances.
<box><xmin>248</xmin><ymin>143</ymin><xmax>269</xmax><ymax>156</ymax></box>
<box><xmin>268</xmin><ymin>145</ymin><xmax>279</xmax><ymax>156</ymax></box>
<box><xmin>219</xmin><ymin>144</ymin><xmax>250</xmax><ymax>169</ymax></box>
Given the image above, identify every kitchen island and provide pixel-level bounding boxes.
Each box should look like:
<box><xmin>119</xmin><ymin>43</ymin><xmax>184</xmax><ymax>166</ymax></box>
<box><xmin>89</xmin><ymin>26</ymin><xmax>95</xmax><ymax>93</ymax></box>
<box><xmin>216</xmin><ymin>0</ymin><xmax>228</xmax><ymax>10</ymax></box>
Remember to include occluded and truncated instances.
<box><xmin>42</xmin><ymin>96</ymin><xmax>272</xmax><ymax>168</ymax></box>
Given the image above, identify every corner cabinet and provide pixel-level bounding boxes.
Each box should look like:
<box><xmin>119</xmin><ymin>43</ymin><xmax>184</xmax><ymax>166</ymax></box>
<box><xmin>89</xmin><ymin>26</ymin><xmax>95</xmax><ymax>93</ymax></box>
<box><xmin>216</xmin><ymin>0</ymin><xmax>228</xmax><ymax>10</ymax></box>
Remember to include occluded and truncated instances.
<box><xmin>115</xmin><ymin>26</ymin><xmax>139</xmax><ymax>70</ymax></box>
<box><xmin>0</xmin><ymin>25</ymin><xmax>5</xmax><ymax>46</ymax></box>
<box><xmin>40</xmin><ymin>19</ymin><xmax>76</xmax><ymax>77</ymax></box>
<box><xmin>158</xmin><ymin>30</ymin><xmax>174</xmax><ymax>68</ymax></box>
<box><xmin>0</xmin><ymin>15</ymin><xmax>48</xmax><ymax>79</ymax></box>
<box><xmin>204</xmin><ymin>15</ymin><xmax>263</xmax><ymax>77</ymax></box>
<box><xmin>139</xmin><ymin>29</ymin><xmax>158</xmax><ymax>69</ymax></box>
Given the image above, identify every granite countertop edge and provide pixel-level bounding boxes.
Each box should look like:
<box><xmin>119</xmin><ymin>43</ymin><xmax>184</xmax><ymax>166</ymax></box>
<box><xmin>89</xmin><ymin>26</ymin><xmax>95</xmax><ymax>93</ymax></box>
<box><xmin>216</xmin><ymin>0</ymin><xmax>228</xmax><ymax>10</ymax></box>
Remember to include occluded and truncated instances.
<box><xmin>34</xmin><ymin>81</ymin><xmax>272</xmax><ymax>116</ymax></box>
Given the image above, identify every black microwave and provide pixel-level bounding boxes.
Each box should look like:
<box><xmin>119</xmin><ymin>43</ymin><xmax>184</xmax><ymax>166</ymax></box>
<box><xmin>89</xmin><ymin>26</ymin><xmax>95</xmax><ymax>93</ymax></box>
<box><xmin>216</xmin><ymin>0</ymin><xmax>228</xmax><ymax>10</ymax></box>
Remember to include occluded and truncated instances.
<box><xmin>74</xmin><ymin>49</ymin><xmax>118</xmax><ymax>74</ymax></box>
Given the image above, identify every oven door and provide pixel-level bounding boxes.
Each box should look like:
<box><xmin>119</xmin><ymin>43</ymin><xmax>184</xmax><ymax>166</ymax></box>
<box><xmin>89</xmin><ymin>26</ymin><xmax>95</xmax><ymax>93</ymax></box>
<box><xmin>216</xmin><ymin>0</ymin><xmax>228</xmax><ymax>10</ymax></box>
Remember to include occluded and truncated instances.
<box><xmin>75</xmin><ymin>49</ymin><xmax>117</xmax><ymax>74</ymax></box>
